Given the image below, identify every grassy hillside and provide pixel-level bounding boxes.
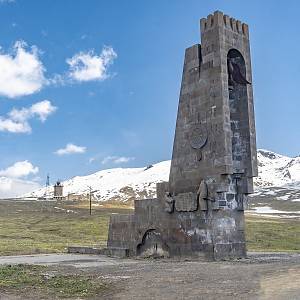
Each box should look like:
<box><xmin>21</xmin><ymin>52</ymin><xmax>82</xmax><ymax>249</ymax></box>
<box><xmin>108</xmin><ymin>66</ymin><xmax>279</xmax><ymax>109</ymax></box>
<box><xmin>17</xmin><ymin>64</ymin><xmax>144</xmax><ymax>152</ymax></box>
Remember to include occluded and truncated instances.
<box><xmin>0</xmin><ymin>200</ymin><xmax>299</xmax><ymax>256</ymax></box>
<box><xmin>0</xmin><ymin>200</ymin><xmax>131</xmax><ymax>256</ymax></box>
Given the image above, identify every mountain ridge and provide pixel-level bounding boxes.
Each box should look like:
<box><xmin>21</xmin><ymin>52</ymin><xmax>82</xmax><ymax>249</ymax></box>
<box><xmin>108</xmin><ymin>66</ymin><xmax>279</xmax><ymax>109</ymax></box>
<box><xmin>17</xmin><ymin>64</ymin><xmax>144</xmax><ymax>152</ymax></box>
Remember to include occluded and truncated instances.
<box><xmin>24</xmin><ymin>149</ymin><xmax>300</xmax><ymax>203</ymax></box>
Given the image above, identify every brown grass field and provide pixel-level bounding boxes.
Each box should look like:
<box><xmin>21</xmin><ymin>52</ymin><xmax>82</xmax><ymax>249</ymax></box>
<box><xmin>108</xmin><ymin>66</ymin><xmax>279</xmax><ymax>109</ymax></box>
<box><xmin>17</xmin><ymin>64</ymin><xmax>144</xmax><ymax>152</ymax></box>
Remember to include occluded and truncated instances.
<box><xmin>0</xmin><ymin>199</ymin><xmax>299</xmax><ymax>256</ymax></box>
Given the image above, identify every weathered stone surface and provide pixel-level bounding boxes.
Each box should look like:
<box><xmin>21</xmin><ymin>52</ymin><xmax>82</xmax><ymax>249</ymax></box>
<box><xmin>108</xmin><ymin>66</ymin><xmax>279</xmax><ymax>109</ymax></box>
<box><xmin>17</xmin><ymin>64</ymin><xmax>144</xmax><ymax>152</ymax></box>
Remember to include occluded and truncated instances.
<box><xmin>106</xmin><ymin>10</ymin><xmax>257</xmax><ymax>261</ymax></box>
<box><xmin>164</xmin><ymin>193</ymin><xmax>174</xmax><ymax>213</ymax></box>
<box><xmin>174</xmin><ymin>192</ymin><xmax>198</xmax><ymax>212</ymax></box>
<box><xmin>67</xmin><ymin>246</ymin><xmax>102</xmax><ymax>255</ymax></box>
<box><xmin>156</xmin><ymin>181</ymin><xmax>169</xmax><ymax>199</ymax></box>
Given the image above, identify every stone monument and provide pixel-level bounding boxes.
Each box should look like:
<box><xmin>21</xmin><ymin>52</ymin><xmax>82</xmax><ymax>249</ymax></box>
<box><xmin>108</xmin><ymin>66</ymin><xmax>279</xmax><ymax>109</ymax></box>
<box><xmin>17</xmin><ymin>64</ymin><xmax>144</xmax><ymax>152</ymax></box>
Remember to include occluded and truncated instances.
<box><xmin>105</xmin><ymin>11</ymin><xmax>257</xmax><ymax>260</ymax></box>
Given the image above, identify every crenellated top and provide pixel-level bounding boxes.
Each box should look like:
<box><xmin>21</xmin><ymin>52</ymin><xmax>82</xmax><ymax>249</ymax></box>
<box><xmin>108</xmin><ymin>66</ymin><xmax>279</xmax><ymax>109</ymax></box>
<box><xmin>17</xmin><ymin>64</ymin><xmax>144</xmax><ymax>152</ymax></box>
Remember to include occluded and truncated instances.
<box><xmin>200</xmin><ymin>11</ymin><xmax>249</xmax><ymax>37</ymax></box>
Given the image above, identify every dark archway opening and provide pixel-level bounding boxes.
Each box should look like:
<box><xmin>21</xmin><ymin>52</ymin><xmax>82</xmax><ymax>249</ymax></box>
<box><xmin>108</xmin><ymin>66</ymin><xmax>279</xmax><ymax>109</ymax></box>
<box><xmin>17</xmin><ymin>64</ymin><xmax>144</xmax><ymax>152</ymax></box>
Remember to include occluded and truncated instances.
<box><xmin>227</xmin><ymin>49</ymin><xmax>251</xmax><ymax>174</ymax></box>
<box><xmin>137</xmin><ymin>229</ymin><xmax>170</xmax><ymax>258</ymax></box>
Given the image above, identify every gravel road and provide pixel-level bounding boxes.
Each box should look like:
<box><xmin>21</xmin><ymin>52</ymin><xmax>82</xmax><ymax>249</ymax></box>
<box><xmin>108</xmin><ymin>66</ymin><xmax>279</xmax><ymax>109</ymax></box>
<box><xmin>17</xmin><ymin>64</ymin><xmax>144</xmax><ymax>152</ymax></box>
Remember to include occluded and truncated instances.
<box><xmin>0</xmin><ymin>252</ymin><xmax>299</xmax><ymax>300</ymax></box>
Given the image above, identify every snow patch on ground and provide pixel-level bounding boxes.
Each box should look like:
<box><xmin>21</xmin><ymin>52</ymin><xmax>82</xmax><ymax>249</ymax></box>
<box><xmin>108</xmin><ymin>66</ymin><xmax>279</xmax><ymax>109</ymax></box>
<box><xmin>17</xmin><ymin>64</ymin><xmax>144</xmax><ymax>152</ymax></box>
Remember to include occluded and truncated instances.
<box><xmin>252</xmin><ymin>206</ymin><xmax>291</xmax><ymax>214</ymax></box>
<box><xmin>54</xmin><ymin>207</ymin><xmax>76</xmax><ymax>214</ymax></box>
<box><xmin>278</xmin><ymin>195</ymin><xmax>290</xmax><ymax>201</ymax></box>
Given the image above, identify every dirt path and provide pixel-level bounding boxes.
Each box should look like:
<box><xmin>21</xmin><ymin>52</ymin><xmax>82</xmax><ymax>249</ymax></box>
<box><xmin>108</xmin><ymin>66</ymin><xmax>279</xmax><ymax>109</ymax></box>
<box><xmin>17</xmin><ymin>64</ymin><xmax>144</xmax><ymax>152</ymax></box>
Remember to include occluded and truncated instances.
<box><xmin>0</xmin><ymin>253</ymin><xmax>299</xmax><ymax>299</ymax></box>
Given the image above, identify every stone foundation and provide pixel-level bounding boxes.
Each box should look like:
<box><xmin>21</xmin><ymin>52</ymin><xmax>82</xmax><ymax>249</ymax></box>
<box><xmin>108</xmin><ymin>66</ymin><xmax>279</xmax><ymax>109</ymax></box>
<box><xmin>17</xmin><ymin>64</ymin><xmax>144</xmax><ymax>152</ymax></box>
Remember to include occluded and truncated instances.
<box><xmin>107</xmin><ymin>194</ymin><xmax>247</xmax><ymax>260</ymax></box>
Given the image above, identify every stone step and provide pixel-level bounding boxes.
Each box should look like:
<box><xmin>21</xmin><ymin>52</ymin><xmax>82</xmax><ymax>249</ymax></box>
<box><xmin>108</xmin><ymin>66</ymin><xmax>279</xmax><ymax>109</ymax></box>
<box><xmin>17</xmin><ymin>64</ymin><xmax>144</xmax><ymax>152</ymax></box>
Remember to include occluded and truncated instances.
<box><xmin>67</xmin><ymin>246</ymin><xmax>102</xmax><ymax>255</ymax></box>
<box><xmin>102</xmin><ymin>247</ymin><xmax>130</xmax><ymax>258</ymax></box>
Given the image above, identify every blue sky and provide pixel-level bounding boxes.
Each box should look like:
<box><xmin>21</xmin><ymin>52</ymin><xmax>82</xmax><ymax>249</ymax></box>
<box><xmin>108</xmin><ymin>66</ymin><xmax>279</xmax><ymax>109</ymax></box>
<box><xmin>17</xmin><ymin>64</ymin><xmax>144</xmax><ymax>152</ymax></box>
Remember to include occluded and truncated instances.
<box><xmin>0</xmin><ymin>0</ymin><xmax>299</xmax><ymax>196</ymax></box>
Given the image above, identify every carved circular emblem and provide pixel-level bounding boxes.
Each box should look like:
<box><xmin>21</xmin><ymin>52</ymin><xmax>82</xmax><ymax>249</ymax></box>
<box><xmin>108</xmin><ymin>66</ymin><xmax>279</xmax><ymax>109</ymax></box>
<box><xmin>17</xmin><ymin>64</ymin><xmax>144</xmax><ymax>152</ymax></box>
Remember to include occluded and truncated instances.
<box><xmin>190</xmin><ymin>124</ymin><xmax>208</xmax><ymax>149</ymax></box>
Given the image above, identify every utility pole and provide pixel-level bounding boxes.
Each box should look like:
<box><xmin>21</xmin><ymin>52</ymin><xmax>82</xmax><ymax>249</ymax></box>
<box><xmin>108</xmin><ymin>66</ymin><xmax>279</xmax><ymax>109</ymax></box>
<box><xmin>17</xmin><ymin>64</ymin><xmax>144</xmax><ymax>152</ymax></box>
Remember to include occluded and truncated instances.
<box><xmin>88</xmin><ymin>186</ymin><xmax>92</xmax><ymax>215</ymax></box>
<box><xmin>44</xmin><ymin>173</ymin><xmax>50</xmax><ymax>199</ymax></box>
<box><xmin>87</xmin><ymin>186</ymin><xmax>97</xmax><ymax>216</ymax></box>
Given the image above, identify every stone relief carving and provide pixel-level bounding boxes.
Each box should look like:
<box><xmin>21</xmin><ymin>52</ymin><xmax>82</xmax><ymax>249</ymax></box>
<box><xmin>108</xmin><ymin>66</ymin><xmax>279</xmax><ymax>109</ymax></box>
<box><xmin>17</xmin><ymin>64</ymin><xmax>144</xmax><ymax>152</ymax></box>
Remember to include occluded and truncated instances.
<box><xmin>190</xmin><ymin>123</ymin><xmax>208</xmax><ymax>162</ymax></box>
<box><xmin>227</xmin><ymin>56</ymin><xmax>251</xmax><ymax>86</ymax></box>
<box><xmin>174</xmin><ymin>192</ymin><xmax>198</xmax><ymax>212</ymax></box>
<box><xmin>164</xmin><ymin>192</ymin><xmax>174</xmax><ymax>213</ymax></box>
<box><xmin>236</xmin><ymin>194</ymin><xmax>247</xmax><ymax>211</ymax></box>
<box><xmin>197</xmin><ymin>180</ymin><xmax>209</xmax><ymax>211</ymax></box>
<box><xmin>190</xmin><ymin>124</ymin><xmax>207</xmax><ymax>150</ymax></box>
<box><xmin>197</xmin><ymin>179</ymin><xmax>218</xmax><ymax>211</ymax></box>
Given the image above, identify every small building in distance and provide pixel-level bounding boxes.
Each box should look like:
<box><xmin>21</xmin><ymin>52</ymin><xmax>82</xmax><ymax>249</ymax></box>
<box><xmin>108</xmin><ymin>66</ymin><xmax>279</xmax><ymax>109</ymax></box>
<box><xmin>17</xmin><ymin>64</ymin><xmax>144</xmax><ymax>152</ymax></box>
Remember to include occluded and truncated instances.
<box><xmin>54</xmin><ymin>181</ymin><xmax>64</xmax><ymax>200</ymax></box>
<box><xmin>67</xmin><ymin>193</ymin><xmax>90</xmax><ymax>201</ymax></box>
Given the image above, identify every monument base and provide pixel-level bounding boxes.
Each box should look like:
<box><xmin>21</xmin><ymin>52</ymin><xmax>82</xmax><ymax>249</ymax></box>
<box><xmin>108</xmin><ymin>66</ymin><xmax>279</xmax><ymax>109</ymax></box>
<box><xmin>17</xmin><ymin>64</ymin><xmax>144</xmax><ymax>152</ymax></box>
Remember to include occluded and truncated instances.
<box><xmin>106</xmin><ymin>189</ymin><xmax>247</xmax><ymax>260</ymax></box>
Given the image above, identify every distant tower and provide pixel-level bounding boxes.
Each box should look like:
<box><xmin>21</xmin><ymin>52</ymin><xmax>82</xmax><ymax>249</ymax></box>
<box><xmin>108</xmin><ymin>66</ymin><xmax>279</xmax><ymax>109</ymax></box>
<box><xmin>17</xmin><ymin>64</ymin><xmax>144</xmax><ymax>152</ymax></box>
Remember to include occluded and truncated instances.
<box><xmin>54</xmin><ymin>180</ymin><xmax>64</xmax><ymax>200</ymax></box>
<box><xmin>46</xmin><ymin>174</ymin><xmax>50</xmax><ymax>187</ymax></box>
<box><xmin>44</xmin><ymin>173</ymin><xmax>50</xmax><ymax>199</ymax></box>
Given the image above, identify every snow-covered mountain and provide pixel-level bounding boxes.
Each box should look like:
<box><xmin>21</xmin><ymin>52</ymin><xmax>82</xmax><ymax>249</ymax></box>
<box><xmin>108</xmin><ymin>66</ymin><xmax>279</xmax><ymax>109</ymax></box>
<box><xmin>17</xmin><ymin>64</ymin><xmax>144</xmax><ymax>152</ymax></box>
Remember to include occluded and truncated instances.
<box><xmin>24</xmin><ymin>149</ymin><xmax>300</xmax><ymax>204</ymax></box>
<box><xmin>249</xmin><ymin>150</ymin><xmax>300</xmax><ymax>216</ymax></box>
<box><xmin>24</xmin><ymin>161</ymin><xmax>171</xmax><ymax>202</ymax></box>
<box><xmin>255</xmin><ymin>149</ymin><xmax>300</xmax><ymax>187</ymax></box>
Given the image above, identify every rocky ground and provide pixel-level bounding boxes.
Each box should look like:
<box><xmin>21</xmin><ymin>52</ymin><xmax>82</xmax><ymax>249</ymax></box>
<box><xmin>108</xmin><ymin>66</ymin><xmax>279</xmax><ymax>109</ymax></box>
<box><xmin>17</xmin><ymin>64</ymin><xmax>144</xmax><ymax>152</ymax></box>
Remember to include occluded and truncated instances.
<box><xmin>0</xmin><ymin>252</ymin><xmax>299</xmax><ymax>299</ymax></box>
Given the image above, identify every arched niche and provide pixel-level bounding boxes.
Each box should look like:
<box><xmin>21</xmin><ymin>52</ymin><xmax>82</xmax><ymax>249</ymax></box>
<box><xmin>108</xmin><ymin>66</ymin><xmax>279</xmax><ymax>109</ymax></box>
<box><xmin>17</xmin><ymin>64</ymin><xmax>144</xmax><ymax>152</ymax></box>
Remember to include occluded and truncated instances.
<box><xmin>137</xmin><ymin>229</ymin><xmax>170</xmax><ymax>258</ymax></box>
<box><xmin>227</xmin><ymin>49</ymin><xmax>251</xmax><ymax>174</ymax></box>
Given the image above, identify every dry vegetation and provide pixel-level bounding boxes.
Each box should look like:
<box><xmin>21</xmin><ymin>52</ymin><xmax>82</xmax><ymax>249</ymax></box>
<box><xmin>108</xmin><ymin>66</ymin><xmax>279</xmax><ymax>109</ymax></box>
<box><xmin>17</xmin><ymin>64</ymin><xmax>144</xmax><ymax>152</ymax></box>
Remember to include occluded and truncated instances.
<box><xmin>0</xmin><ymin>264</ymin><xmax>112</xmax><ymax>299</ymax></box>
<box><xmin>0</xmin><ymin>199</ymin><xmax>299</xmax><ymax>256</ymax></box>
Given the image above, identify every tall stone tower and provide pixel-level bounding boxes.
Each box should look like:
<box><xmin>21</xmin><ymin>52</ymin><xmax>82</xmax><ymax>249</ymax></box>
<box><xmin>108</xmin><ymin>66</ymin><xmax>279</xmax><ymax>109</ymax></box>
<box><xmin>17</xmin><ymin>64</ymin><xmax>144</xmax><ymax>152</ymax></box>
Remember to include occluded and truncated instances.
<box><xmin>105</xmin><ymin>11</ymin><xmax>257</xmax><ymax>260</ymax></box>
<box><xmin>169</xmin><ymin>11</ymin><xmax>257</xmax><ymax>195</ymax></box>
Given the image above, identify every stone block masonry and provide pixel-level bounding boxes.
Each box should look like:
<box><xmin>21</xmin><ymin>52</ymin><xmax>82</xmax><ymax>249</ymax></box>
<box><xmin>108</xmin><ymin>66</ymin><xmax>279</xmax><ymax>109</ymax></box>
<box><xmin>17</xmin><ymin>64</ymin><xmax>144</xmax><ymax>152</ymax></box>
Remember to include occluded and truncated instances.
<box><xmin>106</xmin><ymin>11</ymin><xmax>257</xmax><ymax>260</ymax></box>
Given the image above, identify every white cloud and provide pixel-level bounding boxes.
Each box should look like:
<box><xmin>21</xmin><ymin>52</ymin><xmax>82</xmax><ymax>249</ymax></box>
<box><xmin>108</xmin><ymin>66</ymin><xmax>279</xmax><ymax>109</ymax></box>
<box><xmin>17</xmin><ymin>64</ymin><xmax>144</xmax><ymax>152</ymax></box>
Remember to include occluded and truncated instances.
<box><xmin>0</xmin><ymin>160</ymin><xmax>39</xmax><ymax>178</ymax></box>
<box><xmin>101</xmin><ymin>156</ymin><xmax>135</xmax><ymax>164</ymax></box>
<box><xmin>0</xmin><ymin>41</ymin><xmax>117</xmax><ymax>97</ymax></box>
<box><xmin>0</xmin><ymin>118</ymin><xmax>31</xmax><ymax>133</ymax></box>
<box><xmin>55</xmin><ymin>143</ymin><xmax>86</xmax><ymax>156</ymax></box>
<box><xmin>0</xmin><ymin>100</ymin><xmax>56</xmax><ymax>133</ymax></box>
<box><xmin>0</xmin><ymin>159</ymin><xmax>40</xmax><ymax>198</ymax></box>
<box><xmin>29</xmin><ymin>100</ymin><xmax>57</xmax><ymax>122</ymax></box>
<box><xmin>0</xmin><ymin>41</ymin><xmax>46</xmax><ymax>98</ymax></box>
<box><xmin>0</xmin><ymin>177</ymin><xmax>12</xmax><ymax>191</ymax></box>
<box><xmin>66</xmin><ymin>46</ymin><xmax>117</xmax><ymax>82</ymax></box>
<box><xmin>0</xmin><ymin>177</ymin><xmax>40</xmax><ymax>198</ymax></box>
